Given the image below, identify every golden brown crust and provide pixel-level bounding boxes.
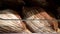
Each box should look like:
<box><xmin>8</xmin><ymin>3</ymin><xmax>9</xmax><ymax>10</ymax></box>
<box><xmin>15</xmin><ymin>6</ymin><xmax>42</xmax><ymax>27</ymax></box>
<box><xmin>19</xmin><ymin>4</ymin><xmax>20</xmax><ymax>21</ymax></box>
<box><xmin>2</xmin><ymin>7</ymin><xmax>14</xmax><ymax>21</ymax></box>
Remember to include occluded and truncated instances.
<box><xmin>39</xmin><ymin>9</ymin><xmax>58</xmax><ymax>31</ymax></box>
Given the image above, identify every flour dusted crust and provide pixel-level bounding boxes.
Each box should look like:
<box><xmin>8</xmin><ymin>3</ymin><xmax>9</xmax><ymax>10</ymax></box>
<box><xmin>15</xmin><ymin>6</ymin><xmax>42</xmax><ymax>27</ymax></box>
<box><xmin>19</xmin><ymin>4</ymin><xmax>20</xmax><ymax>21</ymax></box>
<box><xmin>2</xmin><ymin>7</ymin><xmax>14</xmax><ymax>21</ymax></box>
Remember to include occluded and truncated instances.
<box><xmin>0</xmin><ymin>9</ymin><xmax>29</xmax><ymax>33</ymax></box>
